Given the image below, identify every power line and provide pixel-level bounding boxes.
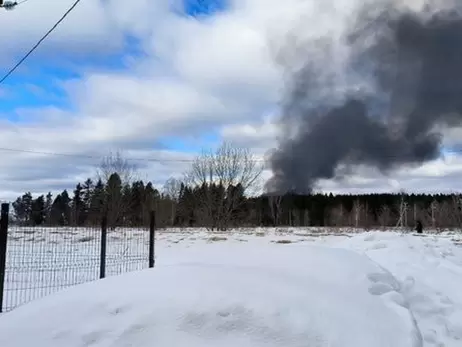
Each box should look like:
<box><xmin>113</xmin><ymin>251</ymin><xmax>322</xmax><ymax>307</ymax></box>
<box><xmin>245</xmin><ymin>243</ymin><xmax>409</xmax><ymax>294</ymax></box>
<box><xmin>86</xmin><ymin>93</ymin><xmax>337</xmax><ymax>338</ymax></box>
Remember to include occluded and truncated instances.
<box><xmin>0</xmin><ymin>0</ymin><xmax>83</xmax><ymax>84</ymax></box>
<box><xmin>0</xmin><ymin>145</ymin><xmax>460</xmax><ymax>163</ymax></box>
<box><xmin>0</xmin><ymin>147</ymin><xmax>201</xmax><ymax>163</ymax></box>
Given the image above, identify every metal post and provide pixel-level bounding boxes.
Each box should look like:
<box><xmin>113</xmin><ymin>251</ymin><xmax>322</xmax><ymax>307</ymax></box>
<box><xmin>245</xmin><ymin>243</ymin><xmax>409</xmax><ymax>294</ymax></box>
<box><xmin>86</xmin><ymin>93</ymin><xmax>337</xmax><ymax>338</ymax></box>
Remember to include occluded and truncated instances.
<box><xmin>149</xmin><ymin>210</ymin><xmax>156</xmax><ymax>268</ymax></box>
<box><xmin>0</xmin><ymin>203</ymin><xmax>10</xmax><ymax>312</ymax></box>
<box><xmin>100</xmin><ymin>215</ymin><xmax>107</xmax><ymax>279</ymax></box>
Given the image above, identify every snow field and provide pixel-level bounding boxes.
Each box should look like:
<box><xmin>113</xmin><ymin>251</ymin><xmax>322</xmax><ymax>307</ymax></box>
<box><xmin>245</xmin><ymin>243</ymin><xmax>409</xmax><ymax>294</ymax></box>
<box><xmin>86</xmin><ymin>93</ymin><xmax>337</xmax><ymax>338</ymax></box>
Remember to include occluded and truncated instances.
<box><xmin>1</xmin><ymin>227</ymin><xmax>462</xmax><ymax>346</ymax></box>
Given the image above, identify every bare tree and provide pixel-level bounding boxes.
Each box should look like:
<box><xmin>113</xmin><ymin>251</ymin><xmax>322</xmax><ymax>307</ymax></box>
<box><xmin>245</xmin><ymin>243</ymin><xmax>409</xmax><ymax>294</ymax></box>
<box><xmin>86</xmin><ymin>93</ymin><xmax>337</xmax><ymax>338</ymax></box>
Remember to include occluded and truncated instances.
<box><xmin>268</xmin><ymin>194</ymin><xmax>282</xmax><ymax>227</ymax></box>
<box><xmin>163</xmin><ymin>177</ymin><xmax>182</xmax><ymax>200</ymax></box>
<box><xmin>364</xmin><ymin>201</ymin><xmax>375</xmax><ymax>230</ymax></box>
<box><xmin>378</xmin><ymin>205</ymin><xmax>392</xmax><ymax>229</ymax></box>
<box><xmin>97</xmin><ymin>150</ymin><xmax>138</xmax><ymax>185</ymax></box>
<box><xmin>449</xmin><ymin>194</ymin><xmax>462</xmax><ymax>229</ymax></box>
<box><xmin>329</xmin><ymin>204</ymin><xmax>347</xmax><ymax>227</ymax></box>
<box><xmin>185</xmin><ymin>141</ymin><xmax>263</xmax><ymax>230</ymax></box>
<box><xmin>96</xmin><ymin>151</ymin><xmax>139</xmax><ymax>224</ymax></box>
<box><xmin>411</xmin><ymin>202</ymin><xmax>418</xmax><ymax>228</ymax></box>
<box><xmin>396</xmin><ymin>192</ymin><xmax>409</xmax><ymax>229</ymax></box>
<box><xmin>429</xmin><ymin>199</ymin><xmax>439</xmax><ymax>230</ymax></box>
<box><xmin>438</xmin><ymin>200</ymin><xmax>454</xmax><ymax>229</ymax></box>
<box><xmin>351</xmin><ymin>199</ymin><xmax>363</xmax><ymax>229</ymax></box>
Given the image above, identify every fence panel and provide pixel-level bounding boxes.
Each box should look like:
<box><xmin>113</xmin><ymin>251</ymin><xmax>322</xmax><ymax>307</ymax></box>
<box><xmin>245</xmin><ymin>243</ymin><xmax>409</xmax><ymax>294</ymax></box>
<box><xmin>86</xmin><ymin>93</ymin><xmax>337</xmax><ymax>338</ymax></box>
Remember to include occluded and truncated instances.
<box><xmin>1</xmin><ymin>217</ymin><xmax>152</xmax><ymax>312</ymax></box>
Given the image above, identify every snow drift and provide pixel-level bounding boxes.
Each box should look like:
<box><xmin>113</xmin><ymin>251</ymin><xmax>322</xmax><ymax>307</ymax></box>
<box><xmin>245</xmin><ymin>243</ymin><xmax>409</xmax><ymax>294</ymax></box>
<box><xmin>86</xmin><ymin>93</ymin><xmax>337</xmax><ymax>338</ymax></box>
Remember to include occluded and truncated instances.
<box><xmin>0</xmin><ymin>243</ymin><xmax>421</xmax><ymax>347</ymax></box>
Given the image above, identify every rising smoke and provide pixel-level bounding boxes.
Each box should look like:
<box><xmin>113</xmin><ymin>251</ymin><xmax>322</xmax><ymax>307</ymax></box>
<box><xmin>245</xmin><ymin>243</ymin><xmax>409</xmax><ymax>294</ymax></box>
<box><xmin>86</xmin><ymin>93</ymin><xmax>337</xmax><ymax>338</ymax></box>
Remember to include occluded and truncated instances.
<box><xmin>267</xmin><ymin>0</ymin><xmax>462</xmax><ymax>194</ymax></box>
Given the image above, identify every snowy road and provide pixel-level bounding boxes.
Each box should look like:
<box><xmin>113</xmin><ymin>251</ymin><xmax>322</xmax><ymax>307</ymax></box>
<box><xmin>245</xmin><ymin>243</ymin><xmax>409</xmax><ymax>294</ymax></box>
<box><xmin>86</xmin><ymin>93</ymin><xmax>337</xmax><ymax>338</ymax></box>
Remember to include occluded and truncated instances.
<box><xmin>0</xmin><ymin>229</ymin><xmax>461</xmax><ymax>346</ymax></box>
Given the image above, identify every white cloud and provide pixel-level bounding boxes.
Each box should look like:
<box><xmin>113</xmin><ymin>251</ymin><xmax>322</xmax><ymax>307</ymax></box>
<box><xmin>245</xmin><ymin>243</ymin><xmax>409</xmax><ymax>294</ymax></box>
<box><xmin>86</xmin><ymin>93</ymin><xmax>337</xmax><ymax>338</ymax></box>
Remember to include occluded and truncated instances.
<box><xmin>0</xmin><ymin>0</ymin><xmax>122</xmax><ymax>65</ymax></box>
<box><xmin>0</xmin><ymin>0</ymin><xmax>461</xmax><ymax>201</ymax></box>
<box><xmin>220</xmin><ymin>112</ymin><xmax>279</xmax><ymax>152</ymax></box>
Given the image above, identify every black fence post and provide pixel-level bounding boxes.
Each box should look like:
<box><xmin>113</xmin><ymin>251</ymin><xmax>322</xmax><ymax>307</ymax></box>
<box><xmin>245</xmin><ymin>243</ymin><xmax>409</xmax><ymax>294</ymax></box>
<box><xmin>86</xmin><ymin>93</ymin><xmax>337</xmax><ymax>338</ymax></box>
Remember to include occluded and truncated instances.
<box><xmin>0</xmin><ymin>203</ymin><xmax>10</xmax><ymax>313</ymax></box>
<box><xmin>149</xmin><ymin>210</ymin><xmax>156</xmax><ymax>268</ymax></box>
<box><xmin>100</xmin><ymin>215</ymin><xmax>108</xmax><ymax>279</ymax></box>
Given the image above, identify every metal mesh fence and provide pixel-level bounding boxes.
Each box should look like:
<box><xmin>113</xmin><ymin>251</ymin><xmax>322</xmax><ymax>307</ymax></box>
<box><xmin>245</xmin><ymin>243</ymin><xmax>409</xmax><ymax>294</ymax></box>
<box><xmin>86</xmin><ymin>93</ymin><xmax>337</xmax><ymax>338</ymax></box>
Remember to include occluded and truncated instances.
<box><xmin>0</xmin><ymin>208</ymin><xmax>154</xmax><ymax>312</ymax></box>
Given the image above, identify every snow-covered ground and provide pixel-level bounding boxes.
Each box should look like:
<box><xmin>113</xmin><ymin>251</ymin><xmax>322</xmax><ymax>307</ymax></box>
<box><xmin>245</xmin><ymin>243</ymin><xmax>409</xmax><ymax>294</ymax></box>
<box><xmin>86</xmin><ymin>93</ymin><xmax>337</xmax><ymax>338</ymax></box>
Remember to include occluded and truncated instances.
<box><xmin>1</xmin><ymin>228</ymin><xmax>462</xmax><ymax>346</ymax></box>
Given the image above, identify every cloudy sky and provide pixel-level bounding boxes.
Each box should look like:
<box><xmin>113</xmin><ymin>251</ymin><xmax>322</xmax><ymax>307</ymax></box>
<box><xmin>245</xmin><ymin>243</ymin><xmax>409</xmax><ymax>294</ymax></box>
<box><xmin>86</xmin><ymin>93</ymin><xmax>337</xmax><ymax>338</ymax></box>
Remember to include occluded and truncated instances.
<box><xmin>0</xmin><ymin>0</ymin><xmax>460</xmax><ymax>202</ymax></box>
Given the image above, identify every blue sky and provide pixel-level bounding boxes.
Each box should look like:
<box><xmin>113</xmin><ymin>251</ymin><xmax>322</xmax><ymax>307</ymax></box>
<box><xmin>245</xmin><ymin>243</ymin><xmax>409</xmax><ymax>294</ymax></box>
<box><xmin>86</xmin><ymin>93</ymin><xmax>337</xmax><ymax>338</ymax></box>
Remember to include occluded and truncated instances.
<box><xmin>183</xmin><ymin>0</ymin><xmax>227</xmax><ymax>16</ymax></box>
<box><xmin>0</xmin><ymin>0</ymin><xmax>226</xmax><ymax>124</ymax></box>
<box><xmin>0</xmin><ymin>0</ymin><xmax>460</xmax><ymax>200</ymax></box>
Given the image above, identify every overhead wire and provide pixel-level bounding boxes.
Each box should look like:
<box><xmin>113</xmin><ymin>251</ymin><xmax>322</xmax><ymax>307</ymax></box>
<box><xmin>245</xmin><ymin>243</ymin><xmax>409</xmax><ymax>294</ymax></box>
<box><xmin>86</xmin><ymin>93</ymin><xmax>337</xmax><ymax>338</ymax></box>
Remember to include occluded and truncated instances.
<box><xmin>0</xmin><ymin>0</ymin><xmax>460</xmax><ymax>168</ymax></box>
<box><xmin>0</xmin><ymin>0</ymin><xmax>83</xmax><ymax>84</ymax></box>
<box><xmin>0</xmin><ymin>0</ymin><xmax>268</xmax><ymax>165</ymax></box>
<box><xmin>0</xmin><ymin>145</ymin><xmax>460</xmax><ymax>163</ymax></box>
<box><xmin>0</xmin><ymin>146</ymin><xmax>202</xmax><ymax>163</ymax></box>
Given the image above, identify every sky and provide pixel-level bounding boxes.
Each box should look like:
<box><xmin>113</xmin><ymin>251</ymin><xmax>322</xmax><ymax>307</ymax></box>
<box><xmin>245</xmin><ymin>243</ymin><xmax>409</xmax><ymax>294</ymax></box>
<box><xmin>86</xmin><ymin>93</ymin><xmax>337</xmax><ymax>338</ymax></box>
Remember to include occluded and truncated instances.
<box><xmin>0</xmin><ymin>0</ymin><xmax>461</xmax><ymax>202</ymax></box>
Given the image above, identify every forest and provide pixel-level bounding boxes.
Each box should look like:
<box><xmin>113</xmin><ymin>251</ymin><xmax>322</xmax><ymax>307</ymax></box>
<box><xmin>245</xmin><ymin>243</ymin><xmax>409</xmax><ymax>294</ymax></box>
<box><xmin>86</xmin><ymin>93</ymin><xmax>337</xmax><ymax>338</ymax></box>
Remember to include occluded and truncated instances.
<box><xmin>10</xmin><ymin>145</ymin><xmax>462</xmax><ymax>230</ymax></box>
<box><xmin>11</xmin><ymin>179</ymin><xmax>462</xmax><ymax>230</ymax></box>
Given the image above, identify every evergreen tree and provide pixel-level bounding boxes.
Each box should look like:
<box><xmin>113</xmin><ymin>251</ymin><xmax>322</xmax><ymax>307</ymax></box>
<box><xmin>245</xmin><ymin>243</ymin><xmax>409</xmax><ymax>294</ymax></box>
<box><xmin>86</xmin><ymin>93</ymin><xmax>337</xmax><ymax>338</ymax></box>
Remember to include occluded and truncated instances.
<box><xmin>72</xmin><ymin>183</ymin><xmax>85</xmax><ymax>226</ymax></box>
<box><xmin>45</xmin><ymin>192</ymin><xmax>53</xmax><ymax>225</ymax></box>
<box><xmin>50</xmin><ymin>190</ymin><xmax>71</xmax><ymax>225</ymax></box>
<box><xmin>12</xmin><ymin>194</ymin><xmax>28</xmax><ymax>225</ymax></box>
<box><xmin>82</xmin><ymin>178</ymin><xmax>94</xmax><ymax>221</ymax></box>
<box><xmin>122</xmin><ymin>183</ymin><xmax>133</xmax><ymax>224</ymax></box>
<box><xmin>30</xmin><ymin>195</ymin><xmax>45</xmax><ymax>225</ymax></box>
<box><xmin>144</xmin><ymin>182</ymin><xmax>156</xmax><ymax>224</ymax></box>
<box><xmin>21</xmin><ymin>192</ymin><xmax>33</xmax><ymax>224</ymax></box>
<box><xmin>61</xmin><ymin>190</ymin><xmax>71</xmax><ymax>224</ymax></box>
<box><xmin>88</xmin><ymin>179</ymin><xmax>105</xmax><ymax>224</ymax></box>
<box><xmin>177</xmin><ymin>185</ymin><xmax>195</xmax><ymax>226</ymax></box>
<box><xmin>50</xmin><ymin>193</ymin><xmax>64</xmax><ymax>225</ymax></box>
<box><xmin>106</xmin><ymin>173</ymin><xmax>122</xmax><ymax>228</ymax></box>
<box><xmin>129</xmin><ymin>180</ymin><xmax>145</xmax><ymax>225</ymax></box>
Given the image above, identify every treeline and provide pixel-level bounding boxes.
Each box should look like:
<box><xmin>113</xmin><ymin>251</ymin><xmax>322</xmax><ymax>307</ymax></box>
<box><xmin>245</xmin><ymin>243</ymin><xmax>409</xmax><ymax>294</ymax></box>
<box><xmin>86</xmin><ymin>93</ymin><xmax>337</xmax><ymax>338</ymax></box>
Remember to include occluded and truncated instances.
<box><xmin>10</xmin><ymin>175</ymin><xmax>462</xmax><ymax>230</ymax></box>
<box><xmin>253</xmin><ymin>193</ymin><xmax>462</xmax><ymax>230</ymax></box>
<box><xmin>173</xmin><ymin>188</ymin><xmax>462</xmax><ymax>230</ymax></box>
<box><xmin>12</xmin><ymin>173</ymin><xmax>161</xmax><ymax>228</ymax></box>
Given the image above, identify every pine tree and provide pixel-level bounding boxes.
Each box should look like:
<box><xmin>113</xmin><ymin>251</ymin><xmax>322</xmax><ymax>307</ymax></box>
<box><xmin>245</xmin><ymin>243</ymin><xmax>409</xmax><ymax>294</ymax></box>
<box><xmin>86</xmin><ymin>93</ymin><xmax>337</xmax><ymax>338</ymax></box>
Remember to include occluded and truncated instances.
<box><xmin>50</xmin><ymin>194</ymin><xmax>64</xmax><ymax>225</ymax></box>
<box><xmin>82</xmin><ymin>178</ymin><xmax>94</xmax><ymax>222</ymax></box>
<box><xmin>12</xmin><ymin>196</ymin><xmax>26</xmax><ymax>224</ymax></box>
<box><xmin>106</xmin><ymin>173</ymin><xmax>122</xmax><ymax>228</ymax></box>
<box><xmin>88</xmin><ymin>179</ymin><xmax>105</xmax><ymax>225</ymax></box>
<box><xmin>122</xmin><ymin>183</ymin><xmax>134</xmax><ymax>224</ymax></box>
<box><xmin>50</xmin><ymin>190</ymin><xmax>71</xmax><ymax>226</ymax></box>
<box><xmin>129</xmin><ymin>180</ymin><xmax>145</xmax><ymax>225</ymax></box>
<box><xmin>21</xmin><ymin>192</ymin><xmax>33</xmax><ymax>224</ymax></box>
<box><xmin>31</xmin><ymin>195</ymin><xmax>46</xmax><ymax>225</ymax></box>
<box><xmin>72</xmin><ymin>183</ymin><xmax>84</xmax><ymax>226</ymax></box>
<box><xmin>178</xmin><ymin>185</ymin><xmax>195</xmax><ymax>227</ymax></box>
<box><xmin>45</xmin><ymin>192</ymin><xmax>53</xmax><ymax>225</ymax></box>
<box><xmin>144</xmin><ymin>182</ymin><xmax>156</xmax><ymax>224</ymax></box>
<box><xmin>61</xmin><ymin>190</ymin><xmax>71</xmax><ymax>225</ymax></box>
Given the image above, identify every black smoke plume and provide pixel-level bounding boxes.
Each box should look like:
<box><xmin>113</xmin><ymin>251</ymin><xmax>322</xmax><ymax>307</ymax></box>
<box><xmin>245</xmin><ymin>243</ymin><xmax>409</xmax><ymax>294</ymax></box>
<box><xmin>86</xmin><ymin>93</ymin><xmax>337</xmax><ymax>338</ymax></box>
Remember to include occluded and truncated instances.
<box><xmin>268</xmin><ymin>2</ymin><xmax>462</xmax><ymax>194</ymax></box>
